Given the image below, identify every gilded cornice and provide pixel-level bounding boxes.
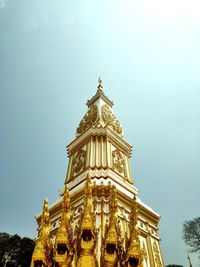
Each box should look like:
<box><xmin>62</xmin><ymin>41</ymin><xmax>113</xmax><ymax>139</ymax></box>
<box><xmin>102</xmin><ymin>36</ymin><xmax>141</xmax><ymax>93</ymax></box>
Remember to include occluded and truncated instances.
<box><xmin>117</xmin><ymin>192</ymin><xmax>160</xmax><ymax>225</ymax></box>
<box><xmin>67</xmin><ymin>127</ymin><xmax>132</xmax><ymax>157</ymax></box>
<box><xmin>66</xmin><ymin>171</ymin><xmax>137</xmax><ymax>202</ymax></box>
<box><xmin>67</xmin><ymin>166</ymin><xmax>133</xmax><ymax>185</ymax></box>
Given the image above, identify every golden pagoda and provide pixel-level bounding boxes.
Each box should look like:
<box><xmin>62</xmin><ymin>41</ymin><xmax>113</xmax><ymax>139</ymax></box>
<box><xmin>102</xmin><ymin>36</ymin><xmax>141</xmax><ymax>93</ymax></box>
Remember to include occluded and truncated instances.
<box><xmin>31</xmin><ymin>78</ymin><xmax>165</xmax><ymax>267</ymax></box>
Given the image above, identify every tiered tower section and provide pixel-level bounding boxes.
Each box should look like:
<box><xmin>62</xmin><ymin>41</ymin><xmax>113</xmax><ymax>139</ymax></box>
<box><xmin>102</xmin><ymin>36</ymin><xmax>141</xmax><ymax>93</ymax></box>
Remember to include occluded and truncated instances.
<box><xmin>31</xmin><ymin>79</ymin><xmax>165</xmax><ymax>267</ymax></box>
<box><xmin>66</xmin><ymin>78</ymin><xmax>133</xmax><ymax>188</ymax></box>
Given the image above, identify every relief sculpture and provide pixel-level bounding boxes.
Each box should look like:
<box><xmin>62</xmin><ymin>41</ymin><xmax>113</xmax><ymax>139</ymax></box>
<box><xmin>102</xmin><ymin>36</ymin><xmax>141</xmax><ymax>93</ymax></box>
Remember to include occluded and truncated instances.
<box><xmin>73</xmin><ymin>149</ymin><xmax>86</xmax><ymax>174</ymax></box>
<box><xmin>101</xmin><ymin>104</ymin><xmax>123</xmax><ymax>136</ymax></box>
<box><xmin>77</xmin><ymin>105</ymin><xmax>99</xmax><ymax>135</ymax></box>
<box><xmin>112</xmin><ymin>149</ymin><xmax>124</xmax><ymax>173</ymax></box>
<box><xmin>153</xmin><ymin>241</ymin><xmax>162</xmax><ymax>267</ymax></box>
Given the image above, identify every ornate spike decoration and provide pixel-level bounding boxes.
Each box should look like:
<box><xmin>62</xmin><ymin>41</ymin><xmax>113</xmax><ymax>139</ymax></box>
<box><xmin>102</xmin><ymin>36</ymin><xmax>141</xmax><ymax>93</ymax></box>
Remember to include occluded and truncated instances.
<box><xmin>101</xmin><ymin>186</ymin><xmax>122</xmax><ymax>267</ymax></box>
<box><xmin>76</xmin><ymin>175</ymin><xmax>98</xmax><ymax>267</ymax></box>
<box><xmin>31</xmin><ymin>199</ymin><xmax>51</xmax><ymax>267</ymax></box>
<box><xmin>97</xmin><ymin>77</ymin><xmax>103</xmax><ymax>92</ymax></box>
<box><xmin>31</xmin><ymin>80</ymin><xmax>165</xmax><ymax>267</ymax></box>
<box><xmin>54</xmin><ymin>184</ymin><xmax>74</xmax><ymax>267</ymax></box>
<box><xmin>123</xmin><ymin>195</ymin><xmax>143</xmax><ymax>267</ymax></box>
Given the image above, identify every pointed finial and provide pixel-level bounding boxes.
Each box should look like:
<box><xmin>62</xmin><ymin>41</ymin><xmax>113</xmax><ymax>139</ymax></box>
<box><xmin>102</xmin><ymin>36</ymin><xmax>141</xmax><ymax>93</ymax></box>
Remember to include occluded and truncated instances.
<box><xmin>187</xmin><ymin>255</ymin><xmax>193</xmax><ymax>267</ymax></box>
<box><xmin>86</xmin><ymin>172</ymin><xmax>91</xmax><ymax>182</ymax></box>
<box><xmin>132</xmin><ymin>195</ymin><xmax>138</xmax><ymax>221</ymax></box>
<box><xmin>63</xmin><ymin>183</ymin><xmax>70</xmax><ymax>210</ymax></box>
<box><xmin>85</xmin><ymin>173</ymin><xmax>92</xmax><ymax>195</ymax></box>
<box><xmin>86</xmin><ymin>77</ymin><xmax>113</xmax><ymax>108</ymax></box>
<box><xmin>97</xmin><ymin>76</ymin><xmax>103</xmax><ymax>92</ymax></box>
<box><xmin>129</xmin><ymin>194</ymin><xmax>139</xmax><ymax>234</ymax></box>
<box><xmin>41</xmin><ymin>197</ymin><xmax>49</xmax><ymax>226</ymax></box>
<box><xmin>64</xmin><ymin>183</ymin><xmax>69</xmax><ymax>195</ymax></box>
<box><xmin>110</xmin><ymin>185</ymin><xmax>117</xmax><ymax>212</ymax></box>
<box><xmin>43</xmin><ymin>198</ymin><xmax>48</xmax><ymax>211</ymax></box>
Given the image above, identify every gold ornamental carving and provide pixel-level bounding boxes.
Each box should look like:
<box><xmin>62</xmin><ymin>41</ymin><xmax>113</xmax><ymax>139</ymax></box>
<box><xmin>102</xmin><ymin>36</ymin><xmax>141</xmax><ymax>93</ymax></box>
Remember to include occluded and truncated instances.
<box><xmin>54</xmin><ymin>184</ymin><xmax>74</xmax><ymax>267</ymax></box>
<box><xmin>101</xmin><ymin>104</ymin><xmax>123</xmax><ymax>136</ymax></box>
<box><xmin>123</xmin><ymin>196</ymin><xmax>143</xmax><ymax>267</ymax></box>
<box><xmin>112</xmin><ymin>149</ymin><xmax>124</xmax><ymax>173</ymax></box>
<box><xmin>31</xmin><ymin>199</ymin><xmax>52</xmax><ymax>267</ymax></box>
<box><xmin>143</xmin><ymin>242</ymin><xmax>148</xmax><ymax>262</ymax></box>
<box><xmin>101</xmin><ymin>186</ymin><xmax>123</xmax><ymax>267</ymax></box>
<box><xmin>153</xmin><ymin>241</ymin><xmax>162</xmax><ymax>267</ymax></box>
<box><xmin>73</xmin><ymin>149</ymin><xmax>86</xmax><ymax>174</ymax></box>
<box><xmin>31</xmin><ymin>82</ymin><xmax>164</xmax><ymax>267</ymax></box>
<box><xmin>77</xmin><ymin>104</ymin><xmax>99</xmax><ymax>135</ymax></box>
<box><xmin>76</xmin><ymin>175</ymin><xmax>98</xmax><ymax>267</ymax></box>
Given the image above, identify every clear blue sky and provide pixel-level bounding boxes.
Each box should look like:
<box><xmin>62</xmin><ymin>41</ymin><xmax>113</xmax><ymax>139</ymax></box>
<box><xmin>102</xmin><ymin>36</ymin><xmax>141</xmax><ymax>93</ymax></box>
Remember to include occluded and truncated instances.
<box><xmin>0</xmin><ymin>1</ymin><xmax>200</xmax><ymax>266</ymax></box>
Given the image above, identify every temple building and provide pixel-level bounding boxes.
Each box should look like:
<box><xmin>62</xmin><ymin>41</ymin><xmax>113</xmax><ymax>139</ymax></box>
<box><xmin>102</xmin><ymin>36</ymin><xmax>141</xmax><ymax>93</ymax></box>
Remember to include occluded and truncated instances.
<box><xmin>31</xmin><ymin>79</ymin><xmax>165</xmax><ymax>267</ymax></box>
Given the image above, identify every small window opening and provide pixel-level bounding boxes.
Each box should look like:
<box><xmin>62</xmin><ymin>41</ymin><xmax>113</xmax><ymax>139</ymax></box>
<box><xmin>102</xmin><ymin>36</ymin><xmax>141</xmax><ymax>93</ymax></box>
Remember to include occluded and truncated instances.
<box><xmin>82</xmin><ymin>229</ymin><xmax>93</xmax><ymax>242</ymax></box>
<box><xmin>34</xmin><ymin>260</ymin><xmax>43</xmax><ymax>267</ymax></box>
<box><xmin>57</xmin><ymin>243</ymin><xmax>68</xmax><ymax>255</ymax></box>
<box><xmin>106</xmin><ymin>243</ymin><xmax>116</xmax><ymax>254</ymax></box>
<box><xmin>129</xmin><ymin>257</ymin><xmax>139</xmax><ymax>266</ymax></box>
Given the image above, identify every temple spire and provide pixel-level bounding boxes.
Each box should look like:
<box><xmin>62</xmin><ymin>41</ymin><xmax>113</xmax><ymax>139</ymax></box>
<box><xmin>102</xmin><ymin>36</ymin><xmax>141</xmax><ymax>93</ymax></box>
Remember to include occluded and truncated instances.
<box><xmin>76</xmin><ymin>78</ymin><xmax>124</xmax><ymax>138</ymax></box>
<box><xmin>187</xmin><ymin>255</ymin><xmax>193</xmax><ymax>267</ymax></box>
<box><xmin>31</xmin><ymin>79</ymin><xmax>165</xmax><ymax>267</ymax></box>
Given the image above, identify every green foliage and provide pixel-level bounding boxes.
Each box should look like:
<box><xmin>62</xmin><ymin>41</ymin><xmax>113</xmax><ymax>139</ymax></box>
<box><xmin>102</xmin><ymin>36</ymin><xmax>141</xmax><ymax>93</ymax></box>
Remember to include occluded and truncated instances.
<box><xmin>183</xmin><ymin>217</ymin><xmax>200</xmax><ymax>254</ymax></box>
<box><xmin>0</xmin><ymin>232</ymin><xmax>35</xmax><ymax>267</ymax></box>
